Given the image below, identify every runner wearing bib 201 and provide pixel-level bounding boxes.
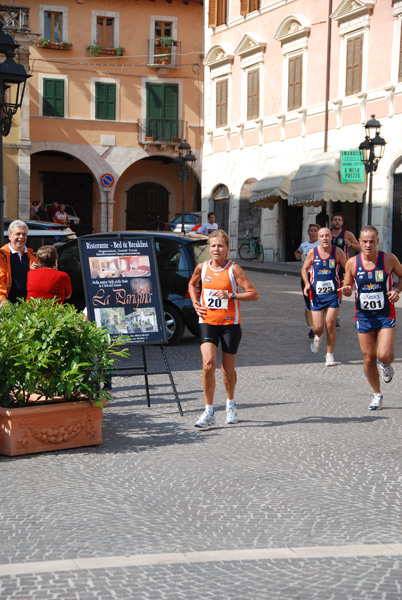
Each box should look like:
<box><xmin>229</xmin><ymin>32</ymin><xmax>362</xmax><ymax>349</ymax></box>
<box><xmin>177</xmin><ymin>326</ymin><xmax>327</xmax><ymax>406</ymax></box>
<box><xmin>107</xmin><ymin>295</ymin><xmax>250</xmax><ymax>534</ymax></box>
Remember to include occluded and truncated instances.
<box><xmin>354</xmin><ymin>251</ymin><xmax>395</xmax><ymax>333</ymax></box>
<box><xmin>309</xmin><ymin>245</ymin><xmax>341</xmax><ymax>311</ymax></box>
<box><xmin>340</xmin><ymin>225</ymin><xmax>402</xmax><ymax>411</ymax></box>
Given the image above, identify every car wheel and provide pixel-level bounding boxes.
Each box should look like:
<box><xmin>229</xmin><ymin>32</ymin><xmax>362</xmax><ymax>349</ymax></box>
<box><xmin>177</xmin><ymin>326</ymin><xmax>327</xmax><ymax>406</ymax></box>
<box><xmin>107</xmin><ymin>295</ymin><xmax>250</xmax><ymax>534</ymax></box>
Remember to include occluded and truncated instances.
<box><xmin>164</xmin><ymin>305</ymin><xmax>185</xmax><ymax>345</ymax></box>
<box><xmin>186</xmin><ymin>323</ymin><xmax>199</xmax><ymax>337</ymax></box>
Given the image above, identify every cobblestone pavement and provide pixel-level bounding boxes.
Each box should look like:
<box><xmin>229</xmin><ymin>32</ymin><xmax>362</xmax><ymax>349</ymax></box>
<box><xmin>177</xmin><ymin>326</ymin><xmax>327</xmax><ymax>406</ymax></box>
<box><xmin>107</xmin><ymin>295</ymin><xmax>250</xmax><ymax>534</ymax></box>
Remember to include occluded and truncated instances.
<box><xmin>1</xmin><ymin>270</ymin><xmax>402</xmax><ymax>599</ymax></box>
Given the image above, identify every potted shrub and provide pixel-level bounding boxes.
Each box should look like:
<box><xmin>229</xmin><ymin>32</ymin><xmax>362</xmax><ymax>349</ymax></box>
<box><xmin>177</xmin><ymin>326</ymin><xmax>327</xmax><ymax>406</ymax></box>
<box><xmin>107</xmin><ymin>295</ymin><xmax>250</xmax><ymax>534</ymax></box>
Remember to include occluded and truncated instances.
<box><xmin>0</xmin><ymin>299</ymin><xmax>127</xmax><ymax>456</ymax></box>
<box><xmin>86</xmin><ymin>45</ymin><xmax>124</xmax><ymax>57</ymax></box>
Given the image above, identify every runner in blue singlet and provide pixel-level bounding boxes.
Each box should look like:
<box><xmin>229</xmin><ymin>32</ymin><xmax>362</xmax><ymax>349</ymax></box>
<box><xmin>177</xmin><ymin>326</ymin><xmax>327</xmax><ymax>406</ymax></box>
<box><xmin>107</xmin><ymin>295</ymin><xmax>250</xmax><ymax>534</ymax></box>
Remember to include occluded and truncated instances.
<box><xmin>340</xmin><ymin>225</ymin><xmax>402</xmax><ymax>411</ymax></box>
<box><xmin>302</xmin><ymin>227</ymin><xmax>346</xmax><ymax>367</ymax></box>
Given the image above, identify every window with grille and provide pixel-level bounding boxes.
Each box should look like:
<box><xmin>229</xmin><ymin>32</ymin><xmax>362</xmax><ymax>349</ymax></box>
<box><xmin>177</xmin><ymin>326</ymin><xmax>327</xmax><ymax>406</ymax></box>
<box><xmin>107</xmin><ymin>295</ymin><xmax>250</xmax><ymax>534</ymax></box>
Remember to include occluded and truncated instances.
<box><xmin>95</xmin><ymin>82</ymin><xmax>116</xmax><ymax>120</ymax></box>
<box><xmin>247</xmin><ymin>69</ymin><xmax>259</xmax><ymax>120</ymax></box>
<box><xmin>288</xmin><ymin>56</ymin><xmax>302</xmax><ymax>111</ymax></box>
<box><xmin>345</xmin><ymin>35</ymin><xmax>362</xmax><ymax>96</ymax></box>
<box><xmin>43</xmin><ymin>78</ymin><xmax>64</xmax><ymax>117</ymax></box>
<box><xmin>216</xmin><ymin>79</ymin><xmax>228</xmax><ymax>128</ymax></box>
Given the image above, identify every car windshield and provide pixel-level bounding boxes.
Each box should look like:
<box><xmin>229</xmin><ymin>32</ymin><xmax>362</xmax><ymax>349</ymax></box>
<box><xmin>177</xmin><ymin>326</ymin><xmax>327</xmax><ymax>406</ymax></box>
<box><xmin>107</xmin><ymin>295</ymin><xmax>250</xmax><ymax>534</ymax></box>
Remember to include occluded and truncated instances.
<box><xmin>191</xmin><ymin>241</ymin><xmax>210</xmax><ymax>265</ymax></box>
<box><xmin>169</xmin><ymin>214</ymin><xmax>199</xmax><ymax>225</ymax></box>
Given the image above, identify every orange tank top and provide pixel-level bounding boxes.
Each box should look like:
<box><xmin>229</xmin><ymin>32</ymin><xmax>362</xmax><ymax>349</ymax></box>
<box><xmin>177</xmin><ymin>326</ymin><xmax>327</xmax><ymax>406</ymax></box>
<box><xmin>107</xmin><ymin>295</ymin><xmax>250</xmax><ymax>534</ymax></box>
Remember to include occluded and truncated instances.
<box><xmin>200</xmin><ymin>260</ymin><xmax>240</xmax><ymax>325</ymax></box>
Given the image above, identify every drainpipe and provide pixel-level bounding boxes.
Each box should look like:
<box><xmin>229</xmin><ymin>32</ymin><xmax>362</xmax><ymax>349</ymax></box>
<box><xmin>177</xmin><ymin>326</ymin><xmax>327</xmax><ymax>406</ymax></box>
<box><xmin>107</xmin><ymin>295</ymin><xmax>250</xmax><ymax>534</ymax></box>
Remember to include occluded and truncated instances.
<box><xmin>324</xmin><ymin>0</ymin><xmax>333</xmax><ymax>153</ymax></box>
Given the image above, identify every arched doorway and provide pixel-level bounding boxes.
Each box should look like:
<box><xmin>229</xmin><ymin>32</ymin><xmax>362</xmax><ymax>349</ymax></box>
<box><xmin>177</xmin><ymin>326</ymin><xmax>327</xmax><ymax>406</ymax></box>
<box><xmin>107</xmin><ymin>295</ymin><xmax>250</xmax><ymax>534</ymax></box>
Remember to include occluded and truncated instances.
<box><xmin>31</xmin><ymin>151</ymin><xmax>95</xmax><ymax>236</ymax></box>
<box><xmin>126</xmin><ymin>182</ymin><xmax>169</xmax><ymax>230</ymax></box>
<box><xmin>213</xmin><ymin>185</ymin><xmax>230</xmax><ymax>233</ymax></box>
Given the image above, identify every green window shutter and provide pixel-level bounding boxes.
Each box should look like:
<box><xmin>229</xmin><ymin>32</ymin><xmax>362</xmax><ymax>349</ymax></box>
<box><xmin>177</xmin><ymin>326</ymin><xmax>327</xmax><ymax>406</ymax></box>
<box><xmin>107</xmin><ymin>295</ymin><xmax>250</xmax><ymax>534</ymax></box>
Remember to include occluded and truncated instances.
<box><xmin>146</xmin><ymin>82</ymin><xmax>178</xmax><ymax>139</ymax></box>
<box><xmin>95</xmin><ymin>82</ymin><xmax>116</xmax><ymax>120</ymax></box>
<box><xmin>43</xmin><ymin>78</ymin><xmax>64</xmax><ymax>117</ymax></box>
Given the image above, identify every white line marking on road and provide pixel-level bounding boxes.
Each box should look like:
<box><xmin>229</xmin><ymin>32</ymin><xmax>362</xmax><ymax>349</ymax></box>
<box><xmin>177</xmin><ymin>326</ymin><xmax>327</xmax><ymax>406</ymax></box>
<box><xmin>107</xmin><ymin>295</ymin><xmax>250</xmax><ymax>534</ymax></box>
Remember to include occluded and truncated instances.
<box><xmin>0</xmin><ymin>543</ymin><xmax>401</xmax><ymax>577</ymax></box>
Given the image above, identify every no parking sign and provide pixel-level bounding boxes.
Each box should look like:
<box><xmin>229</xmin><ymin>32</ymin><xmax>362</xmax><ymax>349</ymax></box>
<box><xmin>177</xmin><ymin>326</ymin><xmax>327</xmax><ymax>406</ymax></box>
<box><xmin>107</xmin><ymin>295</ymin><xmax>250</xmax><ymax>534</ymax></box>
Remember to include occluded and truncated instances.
<box><xmin>101</xmin><ymin>173</ymin><xmax>114</xmax><ymax>187</ymax></box>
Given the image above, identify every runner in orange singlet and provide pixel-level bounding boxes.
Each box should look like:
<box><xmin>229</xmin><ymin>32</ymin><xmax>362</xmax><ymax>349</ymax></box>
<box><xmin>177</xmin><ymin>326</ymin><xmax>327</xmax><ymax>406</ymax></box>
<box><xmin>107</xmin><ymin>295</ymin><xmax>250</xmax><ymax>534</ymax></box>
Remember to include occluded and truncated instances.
<box><xmin>188</xmin><ymin>230</ymin><xmax>258</xmax><ymax>428</ymax></box>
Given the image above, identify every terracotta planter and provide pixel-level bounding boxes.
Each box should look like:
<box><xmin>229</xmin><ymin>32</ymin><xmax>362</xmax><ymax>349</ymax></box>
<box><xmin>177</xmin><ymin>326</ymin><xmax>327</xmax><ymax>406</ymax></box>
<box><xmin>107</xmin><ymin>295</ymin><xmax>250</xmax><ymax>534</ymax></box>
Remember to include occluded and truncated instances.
<box><xmin>0</xmin><ymin>400</ymin><xmax>104</xmax><ymax>456</ymax></box>
<box><xmin>37</xmin><ymin>41</ymin><xmax>72</xmax><ymax>50</ymax></box>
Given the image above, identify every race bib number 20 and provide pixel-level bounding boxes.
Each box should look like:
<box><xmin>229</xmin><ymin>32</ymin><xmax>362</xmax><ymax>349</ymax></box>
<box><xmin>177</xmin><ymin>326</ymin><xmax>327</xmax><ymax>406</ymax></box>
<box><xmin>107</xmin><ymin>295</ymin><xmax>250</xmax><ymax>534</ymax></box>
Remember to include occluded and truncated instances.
<box><xmin>204</xmin><ymin>289</ymin><xmax>228</xmax><ymax>309</ymax></box>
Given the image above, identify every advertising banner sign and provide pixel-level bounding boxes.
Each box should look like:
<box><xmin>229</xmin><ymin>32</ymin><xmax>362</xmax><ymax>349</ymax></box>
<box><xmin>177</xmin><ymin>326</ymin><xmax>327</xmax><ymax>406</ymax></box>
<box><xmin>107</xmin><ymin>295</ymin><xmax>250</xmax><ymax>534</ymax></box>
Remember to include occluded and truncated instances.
<box><xmin>78</xmin><ymin>235</ymin><xmax>166</xmax><ymax>345</ymax></box>
<box><xmin>340</xmin><ymin>150</ymin><xmax>365</xmax><ymax>183</ymax></box>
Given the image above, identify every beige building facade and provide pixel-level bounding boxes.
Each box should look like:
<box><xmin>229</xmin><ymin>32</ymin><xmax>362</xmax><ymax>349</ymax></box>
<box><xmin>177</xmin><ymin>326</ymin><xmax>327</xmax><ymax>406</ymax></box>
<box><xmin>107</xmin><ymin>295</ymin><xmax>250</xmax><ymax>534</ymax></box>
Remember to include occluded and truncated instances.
<box><xmin>202</xmin><ymin>0</ymin><xmax>402</xmax><ymax>261</ymax></box>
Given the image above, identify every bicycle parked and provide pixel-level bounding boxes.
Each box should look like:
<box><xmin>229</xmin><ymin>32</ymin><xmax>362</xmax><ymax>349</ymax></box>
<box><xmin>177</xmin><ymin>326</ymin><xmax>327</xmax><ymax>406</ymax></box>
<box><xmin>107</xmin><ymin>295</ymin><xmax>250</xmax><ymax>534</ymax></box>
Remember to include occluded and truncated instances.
<box><xmin>238</xmin><ymin>230</ymin><xmax>264</xmax><ymax>262</ymax></box>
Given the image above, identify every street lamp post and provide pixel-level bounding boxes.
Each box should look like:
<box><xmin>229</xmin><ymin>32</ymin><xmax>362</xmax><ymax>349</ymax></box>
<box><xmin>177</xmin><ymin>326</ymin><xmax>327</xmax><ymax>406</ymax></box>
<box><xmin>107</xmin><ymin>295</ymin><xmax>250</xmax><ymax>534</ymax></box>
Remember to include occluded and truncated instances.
<box><xmin>174</xmin><ymin>140</ymin><xmax>196</xmax><ymax>233</ymax></box>
<box><xmin>359</xmin><ymin>114</ymin><xmax>386</xmax><ymax>226</ymax></box>
<box><xmin>0</xmin><ymin>23</ymin><xmax>31</xmax><ymax>246</ymax></box>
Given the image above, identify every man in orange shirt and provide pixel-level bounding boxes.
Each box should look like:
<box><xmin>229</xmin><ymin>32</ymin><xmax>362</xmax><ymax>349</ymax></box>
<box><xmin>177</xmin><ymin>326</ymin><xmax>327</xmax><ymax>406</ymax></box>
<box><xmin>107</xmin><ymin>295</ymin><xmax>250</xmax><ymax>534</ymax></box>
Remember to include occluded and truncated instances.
<box><xmin>0</xmin><ymin>220</ymin><xmax>38</xmax><ymax>305</ymax></box>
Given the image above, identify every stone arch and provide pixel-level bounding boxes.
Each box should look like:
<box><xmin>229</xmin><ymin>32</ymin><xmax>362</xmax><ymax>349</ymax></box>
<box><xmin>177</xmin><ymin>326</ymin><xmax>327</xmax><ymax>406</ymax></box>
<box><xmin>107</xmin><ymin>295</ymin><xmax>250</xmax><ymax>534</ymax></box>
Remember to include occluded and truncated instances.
<box><xmin>238</xmin><ymin>178</ymin><xmax>261</xmax><ymax>240</ymax></box>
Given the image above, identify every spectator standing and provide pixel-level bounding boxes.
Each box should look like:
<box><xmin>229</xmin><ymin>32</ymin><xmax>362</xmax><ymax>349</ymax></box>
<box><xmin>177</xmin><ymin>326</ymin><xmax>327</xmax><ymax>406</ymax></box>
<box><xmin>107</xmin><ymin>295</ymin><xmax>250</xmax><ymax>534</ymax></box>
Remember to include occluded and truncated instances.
<box><xmin>37</xmin><ymin>202</ymin><xmax>48</xmax><ymax>221</ymax></box>
<box><xmin>198</xmin><ymin>212</ymin><xmax>219</xmax><ymax>236</ymax></box>
<box><xmin>27</xmin><ymin>245</ymin><xmax>72</xmax><ymax>304</ymax></box>
<box><xmin>0</xmin><ymin>220</ymin><xmax>39</xmax><ymax>305</ymax></box>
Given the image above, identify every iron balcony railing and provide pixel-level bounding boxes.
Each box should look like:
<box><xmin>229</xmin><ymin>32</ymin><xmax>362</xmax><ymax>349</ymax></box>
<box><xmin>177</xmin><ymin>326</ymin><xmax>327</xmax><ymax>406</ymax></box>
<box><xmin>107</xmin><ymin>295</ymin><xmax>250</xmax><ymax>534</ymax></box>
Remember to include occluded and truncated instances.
<box><xmin>138</xmin><ymin>119</ymin><xmax>185</xmax><ymax>143</ymax></box>
<box><xmin>148</xmin><ymin>39</ymin><xmax>181</xmax><ymax>67</ymax></box>
<box><xmin>0</xmin><ymin>4</ymin><xmax>30</xmax><ymax>31</ymax></box>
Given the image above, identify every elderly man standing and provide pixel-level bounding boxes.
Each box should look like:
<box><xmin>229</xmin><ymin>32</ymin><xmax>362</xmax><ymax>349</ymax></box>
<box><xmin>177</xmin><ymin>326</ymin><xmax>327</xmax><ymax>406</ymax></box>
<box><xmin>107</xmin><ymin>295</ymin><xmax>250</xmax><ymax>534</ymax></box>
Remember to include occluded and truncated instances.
<box><xmin>0</xmin><ymin>220</ymin><xmax>38</xmax><ymax>305</ymax></box>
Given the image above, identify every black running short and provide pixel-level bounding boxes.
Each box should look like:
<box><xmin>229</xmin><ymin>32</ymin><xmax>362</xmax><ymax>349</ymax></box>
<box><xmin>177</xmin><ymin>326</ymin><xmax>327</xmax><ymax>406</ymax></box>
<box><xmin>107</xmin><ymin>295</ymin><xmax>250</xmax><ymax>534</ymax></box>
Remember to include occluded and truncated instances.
<box><xmin>199</xmin><ymin>323</ymin><xmax>242</xmax><ymax>355</ymax></box>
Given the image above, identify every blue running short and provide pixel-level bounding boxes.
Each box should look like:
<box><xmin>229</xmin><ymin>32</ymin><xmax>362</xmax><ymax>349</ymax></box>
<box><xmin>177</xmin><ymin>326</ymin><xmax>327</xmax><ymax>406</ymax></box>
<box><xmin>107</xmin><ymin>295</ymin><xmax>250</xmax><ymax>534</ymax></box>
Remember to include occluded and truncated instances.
<box><xmin>310</xmin><ymin>294</ymin><xmax>340</xmax><ymax>311</ymax></box>
<box><xmin>355</xmin><ymin>315</ymin><xmax>396</xmax><ymax>333</ymax></box>
<box><xmin>199</xmin><ymin>323</ymin><xmax>242</xmax><ymax>354</ymax></box>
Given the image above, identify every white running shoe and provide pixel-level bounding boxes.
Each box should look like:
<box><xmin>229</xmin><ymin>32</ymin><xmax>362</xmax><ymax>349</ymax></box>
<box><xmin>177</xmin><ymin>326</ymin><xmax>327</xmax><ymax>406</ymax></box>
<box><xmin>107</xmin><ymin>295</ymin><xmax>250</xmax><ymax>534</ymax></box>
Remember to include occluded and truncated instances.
<box><xmin>194</xmin><ymin>410</ymin><xmax>216</xmax><ymax>428</ymax></box>
<box><xmin>369</xmin><ymin>394</ymin><xmax>383</xmax><ymax>411</ymax></box>
<box><xmin>325</xmin><ymin>353</ymin><xmax>336</xmax><ymax>367</ymax></box>
<box><xmin>310</xmin><ymin>335</ymin><xmax>323</xmax><ymax>353</ymax></box>
<box><xmin>225</xmin><ymin>403</ymin><xmax>238</xmax><ymax>424</ymax></box>
<box><xmin>379</xmin><ymin>363</ymin><xmax>394</xmax><ymax>384</ymax></box>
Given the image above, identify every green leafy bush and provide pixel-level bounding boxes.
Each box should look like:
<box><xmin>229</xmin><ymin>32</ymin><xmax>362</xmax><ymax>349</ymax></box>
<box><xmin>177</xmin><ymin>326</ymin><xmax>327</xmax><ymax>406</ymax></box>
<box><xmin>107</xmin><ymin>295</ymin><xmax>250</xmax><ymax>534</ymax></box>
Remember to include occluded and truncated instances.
<box><xmin>0</xmin><ymin>300</ymin><xmax>128</xmax><ymax>408</ymax></box>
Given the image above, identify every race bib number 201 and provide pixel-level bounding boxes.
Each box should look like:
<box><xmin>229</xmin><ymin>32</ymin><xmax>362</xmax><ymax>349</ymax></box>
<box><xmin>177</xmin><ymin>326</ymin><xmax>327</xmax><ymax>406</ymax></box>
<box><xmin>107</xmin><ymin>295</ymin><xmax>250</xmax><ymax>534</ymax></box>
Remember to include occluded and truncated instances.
<box><xmin>204</xmin><ymin>289</ymin><xmax>228</xmax><ymax>310</ymax></box>
<box><xmin>360</xmin><ymin>291</ymin><xmax>384</xmax><ymax>311</ymax></box>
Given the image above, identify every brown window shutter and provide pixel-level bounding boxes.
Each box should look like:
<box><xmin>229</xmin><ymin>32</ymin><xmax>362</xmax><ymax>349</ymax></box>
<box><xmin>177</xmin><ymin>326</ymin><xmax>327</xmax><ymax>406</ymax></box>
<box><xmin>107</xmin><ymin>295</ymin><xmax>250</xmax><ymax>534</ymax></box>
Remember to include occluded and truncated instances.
<box><xmin>209</xmin><ymin>0</ymin><xmax>218</xmax><ymax>28</ymax></box>
<box><xmin>217</xmin><ymin>0</ymin><xmax>227</xmax><ymax>26</ymax></box>
<box><xmin>250</xmin><ymin>0</ymin><xmax>260</xmax><ymax>12</ymax></box>
<box><xmin>216</xmin><ymin>79</ymin><xmax>228</xmax><ymax>127</ymax></box>
<box><xmin>288</xmin><ymin>56</ymin><xmax>302</xmax><ymax>111</ymax></box>
<box><xmin>247</xmin><ymin>69</ymin><xmax>259</xmax><ymax>120</ymax></box>
<box><xmin>240</xmin><ymin>0</ymin><xmax>249</xmax><ymax>16</ymax></box>
<box><xmin>346</xmin><ymin>35</ymin><xmax>362</xmax><ymax>96</ymax></box>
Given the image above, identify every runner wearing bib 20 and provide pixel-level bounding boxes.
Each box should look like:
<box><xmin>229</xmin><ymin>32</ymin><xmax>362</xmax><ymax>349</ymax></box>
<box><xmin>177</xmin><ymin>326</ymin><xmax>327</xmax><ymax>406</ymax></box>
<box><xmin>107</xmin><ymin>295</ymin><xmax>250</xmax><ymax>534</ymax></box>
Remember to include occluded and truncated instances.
<box><xmin>301</xmin><ymin>227</ymin><xmax>346</xmax><ymax>367</ymax></box>
<box><xmin>188</xmin><ymin>229</ymin><xmax>258</xmax><ymax>428</ymax></box>
<box><xmin>340</xmin><ymin>225</ymin><xmax>402</xmax><ymax>411</ymax></box>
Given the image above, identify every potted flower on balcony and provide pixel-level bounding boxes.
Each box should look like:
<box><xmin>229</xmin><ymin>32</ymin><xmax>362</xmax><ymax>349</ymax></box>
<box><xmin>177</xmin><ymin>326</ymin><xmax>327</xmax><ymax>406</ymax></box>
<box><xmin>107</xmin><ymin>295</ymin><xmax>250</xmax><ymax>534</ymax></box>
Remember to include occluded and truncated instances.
<box><xmin>159</xmin><ymin>36</ymin><xmax>178</xmax><ymax>48</ymax></box>
<box><xmin>37</xmin><ymin>39</ymin><xmax>73</xmax><ymax>50</ymax></box>
<box><xmin>86</xmin><ymin>44</ymin><xmax>124</xmax><ymax>57</ymax></box>
<box><xmin>0</xmin><ymin>299</ymin><xmax>127</xmax><ymax>456</ymax></box>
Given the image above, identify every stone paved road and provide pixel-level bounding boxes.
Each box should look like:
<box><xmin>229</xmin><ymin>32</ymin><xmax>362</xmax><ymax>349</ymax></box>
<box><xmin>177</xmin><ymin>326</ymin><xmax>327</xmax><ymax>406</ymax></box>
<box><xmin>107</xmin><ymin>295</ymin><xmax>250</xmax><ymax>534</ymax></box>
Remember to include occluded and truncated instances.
<box><xmin>1</xmin><ymin>271</ymin><xmax>401</xmax><ymax>599</ymax></box>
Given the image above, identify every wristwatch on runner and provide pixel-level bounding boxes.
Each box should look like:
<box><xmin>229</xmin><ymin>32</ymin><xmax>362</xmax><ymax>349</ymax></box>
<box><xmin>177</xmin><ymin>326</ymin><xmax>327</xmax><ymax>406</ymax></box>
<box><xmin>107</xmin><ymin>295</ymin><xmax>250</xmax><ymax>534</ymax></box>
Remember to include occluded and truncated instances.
<box><xmin>230</xmin><ymin>292</ymin><xmax>236</xmax><ymax>300</ymax></box>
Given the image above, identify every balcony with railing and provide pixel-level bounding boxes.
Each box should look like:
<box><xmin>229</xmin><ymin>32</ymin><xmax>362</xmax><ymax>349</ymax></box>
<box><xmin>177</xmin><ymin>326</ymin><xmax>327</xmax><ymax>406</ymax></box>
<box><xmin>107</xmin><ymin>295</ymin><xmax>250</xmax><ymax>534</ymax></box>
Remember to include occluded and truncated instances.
<box><xmin>0</xmin><ymin>4</ymin><xmax>30</xmax><ymax>31</ymax></box>
<box><xmin>138</xmin><ymin>119</ymin><xmax>185</xmax><ymax>144</ymax></box>
<box><xmin>148</xmin><ymin>39</ymin><xmax>181</xmax><ymax>68</ymax></box>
